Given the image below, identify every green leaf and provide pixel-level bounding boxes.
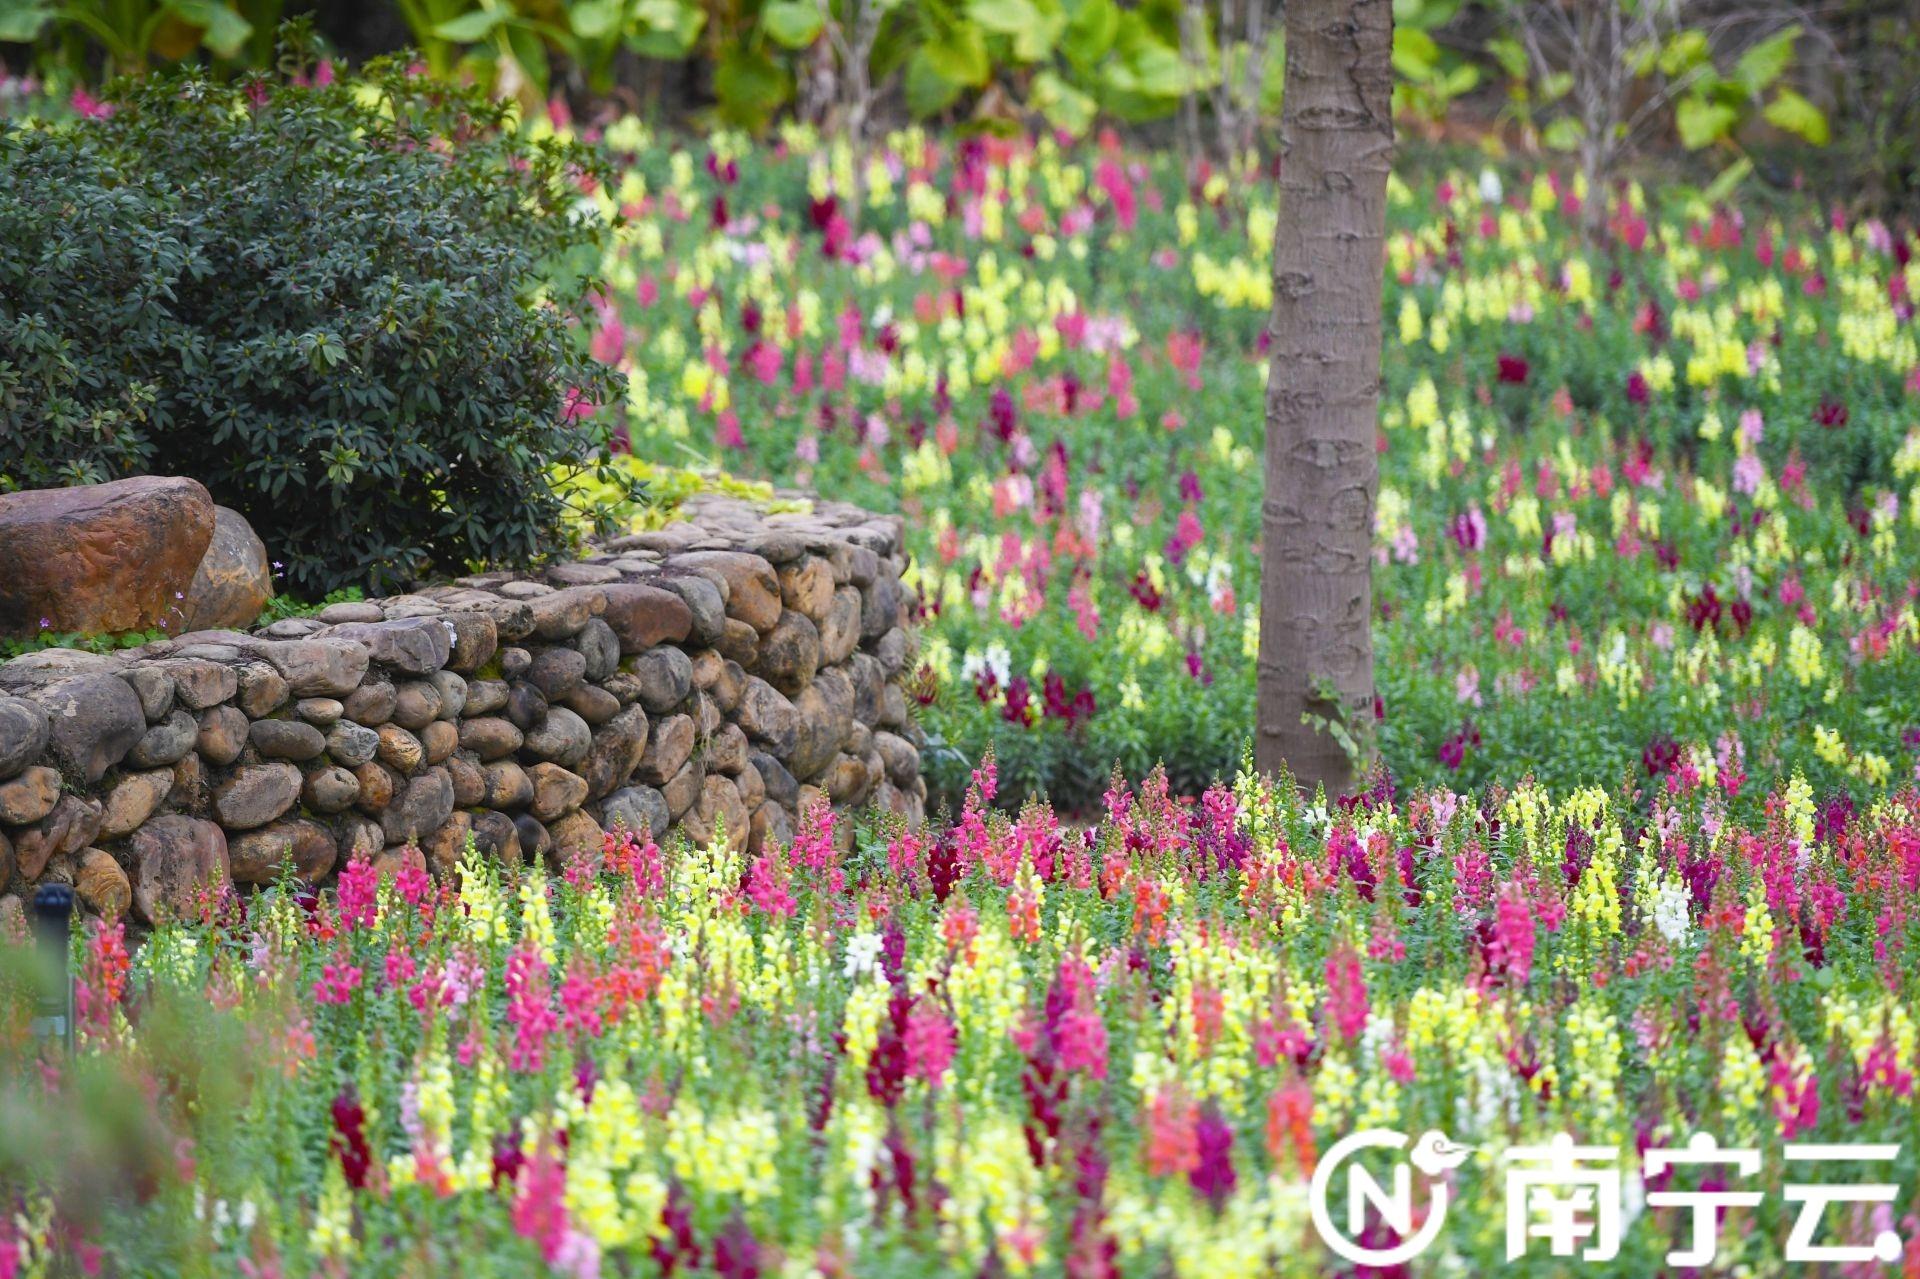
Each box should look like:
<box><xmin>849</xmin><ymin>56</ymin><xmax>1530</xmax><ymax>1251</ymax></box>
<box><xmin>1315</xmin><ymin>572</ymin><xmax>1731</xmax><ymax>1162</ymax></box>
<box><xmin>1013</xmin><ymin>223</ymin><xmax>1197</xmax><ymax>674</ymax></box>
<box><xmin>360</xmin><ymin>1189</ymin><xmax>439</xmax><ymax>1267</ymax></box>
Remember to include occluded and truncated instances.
<box><xmin>922</xmin><ymin>25</ymin><xmax>989</xmax><ymax>87</ymax></box>
<box><xmin>1733</xmin><ymin>25</ymin><xmax>1798</xmax><ymax>96</ymax></box>
<box><xmin>628</xmin><ymin>0</ymin><xmax>702</xmax><ymax>55</ymax></box>
<box><xmin>1061</xmin><ymin>0</ymin><xmax>1117</xmax><ymax>67</ymax></box>
<box><xmin>1657</xmin><ymin>29</ymin><xmax>1711</xmax><ymax>78</ymax></box>
<box><xmin>761</xmin><ymin>0</ymin><xmax>822</xmax><ymax>48</ymax></box>
<box><xmin>1675</xmin><ymin>95</ymin><xmax>1738</xmax><ymax>149</ymax></box>
<box><xmin>568</xmin><ymin>0</ymin><xmax>625</xmax><ymax>40</ymax></box>
<box><xmin>971</xmin><ymin>0</ymin><xmax>1038</xmax><ymax>33</ymax></box>
<box><xmin>1029</xmin><ymin>68</ymin><xmax>1094</xmax><ymax>134</ymax></box>
<box><xmin>905</xmin><ymin>45</ymin><xmax>965</xmax><ymax>114</ymax></box>
<box><xmin>0</xmin><ymin>3</ymin><xmax>52</xmax><ymax>41</ymax></box>
<box><xmin>433</xmin><ymin>7</ymin><xmax>510</xmax><ymax>41</ymax></box>
<box><xmin>1485</xmin><ymin>35</ymin><xmax>1527</xmax><ymax>82</ymax></box>
<box><xmin>171</xmin><ymin>0</ymin><xmax>252</xmax><ymax>56</ymax></box>
<box><xmin>1541</xmin><ymin>116</ymin><xmax>1584</xmax><ymax>152</ymax></box>
<box><xmin>1763</xmin><ymin>88</ymin><xmax>1829</xmax><ymax>144</ymax></box>
<box><xmin>1701</xmin><ymin>155</ymin><xmax>1753</xmax><ymax>205</ymax></box>
<box><xmin>713</xmin><ymin>46</ymin><xmax>791</xmax><ymax>127</ymax></box>
<box><xmin>1391</xmin><ymin>26</ymin><xmax>1438</xmax><ymax>79</ymax></box>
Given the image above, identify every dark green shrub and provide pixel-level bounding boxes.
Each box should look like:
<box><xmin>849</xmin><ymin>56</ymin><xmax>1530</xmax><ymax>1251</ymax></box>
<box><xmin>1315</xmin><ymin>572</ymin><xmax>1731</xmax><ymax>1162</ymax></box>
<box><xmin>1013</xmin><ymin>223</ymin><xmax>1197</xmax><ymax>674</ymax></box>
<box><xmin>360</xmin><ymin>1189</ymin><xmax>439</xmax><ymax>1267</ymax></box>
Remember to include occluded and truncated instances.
<box><xmin>0</xmin><ymin>47</ymin><xmax>627</xmax><ymax>598</ymax></box>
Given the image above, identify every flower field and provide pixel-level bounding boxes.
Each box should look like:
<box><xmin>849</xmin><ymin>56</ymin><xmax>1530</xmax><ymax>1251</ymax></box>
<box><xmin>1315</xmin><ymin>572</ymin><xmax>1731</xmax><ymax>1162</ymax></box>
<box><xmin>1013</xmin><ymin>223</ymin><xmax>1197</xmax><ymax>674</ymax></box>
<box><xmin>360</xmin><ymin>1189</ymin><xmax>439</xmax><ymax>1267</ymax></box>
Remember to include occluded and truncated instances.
<box><xmin>9</xmin><ymin>764</ymin><xmax>1920</xmax><ymax>1274</ymax></box>
<box><xmin>582</xmin><ymin>124</ymin><xmax>1920</xmax><ymax>812</ymax></box>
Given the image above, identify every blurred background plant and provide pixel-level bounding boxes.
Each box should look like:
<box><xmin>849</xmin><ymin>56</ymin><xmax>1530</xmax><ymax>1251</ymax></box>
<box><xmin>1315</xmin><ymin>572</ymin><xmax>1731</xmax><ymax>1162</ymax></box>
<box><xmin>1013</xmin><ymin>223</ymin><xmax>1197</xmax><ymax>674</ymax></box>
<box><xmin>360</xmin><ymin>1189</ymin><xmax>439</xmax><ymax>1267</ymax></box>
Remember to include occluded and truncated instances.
<box><xmin>6</xmin><ymin>0</ymin><xmax>1911</xmax><ymax>211</ymax></box>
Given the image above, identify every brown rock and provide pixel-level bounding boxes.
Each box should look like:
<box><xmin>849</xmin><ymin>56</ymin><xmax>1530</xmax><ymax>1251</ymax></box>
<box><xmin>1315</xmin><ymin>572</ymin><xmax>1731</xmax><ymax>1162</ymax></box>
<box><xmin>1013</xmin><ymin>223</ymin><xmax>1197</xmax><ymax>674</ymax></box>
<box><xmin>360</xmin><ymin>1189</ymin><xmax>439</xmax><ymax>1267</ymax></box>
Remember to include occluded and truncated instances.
<box><xmin>212</xmin><ymin>762</ymin><xmax>301</xmax><ymax>830</ymax></box>
<box><xmin>258</xmin><ymin>637</ymin><xmax>369</xmax><ymax>698</ymax></box>
<box><xmin>706</xmin><ymin>722</ymin><xmax>749</xmax><ymax>775</ymax></box>
<box><xmin>0</xmin><ymin>476</ymin><xmax>215</xmax><ymax>637</ymax></box>
<box><xmin>129</xmin><ymin>815</ymin><xmax>229</xmax><ymax>925</ymax></box>
<box><xmin>469</xmin><ymin>809</ymin><xmax>522</xmax><ymax>866</ymax></box>
<box><xmin>372</xmin><ymin>841</ymin><xmax>428</xmax><ymax>882</ymax></box>
<box><xmin>181</xmin><ymin>505</ymin><xmax>273</xmax><ymax>631</ymax></box>
<box><xmin>352</xmin><ymin>761</ymin><xmax>396</xmax><ymax>815</ymax></box>
<box><xmin>735</xmin><ymin>678</ymin><xmax>799</xmax><ymax>758</ymax></box>
<box><xmin>446</xmin><ymin>752</ymin><xmax>486</xmax><ymax>807</ymax></box>
<box><xmin>749</xmin><ymin>801</ymin><xmax>794</xmax><ymax>855</ymax></box>
<box><xmin>824</xmin><ymin>751</ymin><xmax>874</xmax><ymax>805</ymax></box>
<box><xmin>636</xmin><ymin>713</ymin><xmax>694</xmax><ymax>786</ymax></box>
<box><xmin>195</xmin><ymin>705</ymin><xmax>250</xmax><ymax>766</ymax></box>
<box><xmin>0</xmin><ymin>695</ymin><xmax>51</xmax><ymax>777</ymax></box>
<box><xmin>458</xmin><ymin>717</ymin><xmax>523</xmax><ymax>760</ymax></box>
<box><xmin>326</xmin><ymin>617</ymin><xmax>451</xmax><ymax>675</ymax></box>
<box><xmin>668</xmin><ymin>551</ymin><xmax>782</xmax><ymax>633</ymax></box>
<box><xmin>757</xmin><ymin>611</ymin><xmax>821</xmax><ymax>691</ymax></box>
<box><xmin>514</xmin><ymin>813</ymin><xmax>552</xmax><ymax>862</ymax></box>
<box><xmin>375</xmin><ymin>723</ymin><xmax>424</xmax><ymax>775</ymax></box>
<box><xmin>0</xmin><ymin>764</ymin><xmax>60</xmax><ymax>825</ymax></box>
<box><xmin>545</xmin><ymin>809</ymin><xmax>603</xmax><ymax>865</ymax></box>
<box><xmin>228</xmin><ymin>818</ymin><xmax>336</xmax><ymax>885</ymax></box>
<box><xmin>389</xmin><ymin>680</ymin><xmax>443</xmax><ymax>731</ymax></box>
<box><xmin>74</xmin><ymin>847</ymin><xmax>130</xmax><ymax>919</ymax></box>
<box><xmin>522</xmin><ymin>706</ymin><xmax>591</xmax><ymax>768</ymax></box>
<box><xmin>779</xmin><ymin>555</ymin><xmax>836</xmax><ymax>623</ymax></box>
<box><xmin>681</xmin><ymin>775</ymin><xmax>750</xmax><ymax>853</ymax></box>
<box><xmin>169</xmin><ymin>750</ymin><xmax>208</xmax><ymax>815</ymax></box>
<box><xmin>526</xmin><ymin>587</ymin><xmax>600</xmax><ymax>640</ymax></box>
<box><xmin>302</xmin><ymin>765</ymin><xmax>360</xmax><ymax>814</ymax></box>
<box><xmin>715</xmin><ymin>618</ymin><xmax>760</xmax><ymax>667</ymax></box>
<box><xmin>442</xmin><ymin>612</ymin><xmax>499</xmax><ymax>673</ymax></box>
<box><xmin>342</xmin><ymin>680</ymin><xmax>397</xmax><ymax>726</ymax></box>
<box><xmin>735</xmin><ymin>760</ymin><xmax>766</xmax><ymax>811</ymax></box>
<box><xmin>561</xmin><ymin>682</ymin><xmax>621</xmax><ymax>726</ymax></box>
<box><xmin>119</xmin><ymin>666</ymin><xmax>176</xmax><ymax>722</ymax></box>
<box><xmin>527</xmin><ymin>762</ymin><xmax>589</xmax><ymax>822</ymax></box>
<box><xmin>14</xmin><ymin>794</ymin><xmax>103</xmax><ymax>880</ymax></box>
<box><xmin>420</xmin><ymin>812</ymin><xmax>475</xmax><ymax>879</ymax></box>
<box><xmin>819</xmin><ymin>587</ymin><xmax>862</xmax><ymax>664</ymax></box>
<box><xmin>599</xmin><ymin>583</ymin><xmax>694</xmax><ymax>652</ymax></box>
<box><xmin>335</xmin><ymin>814</ymin><xmax>385</xmax><ymax>864</ymax></box>
<box><xmin>99</xmin><ymin>769</ymin><xmax>173</xmax><ymax>839</ymax></box>
<box><xmin>580</xmin><ymin>705</ymin><xmax>650</xmax><ymax>800</ymax></box>
<box><xmin>661</xmin><ymin>758</ymin><xmax>705</xmax><ymax>818</ymax></box>
<box><xmin>482</xmin><ymin>761</ymin><xmax>534</xmax><ymax>809</ymax></box>
<box><xmin>249</xmin><ymin>717</ymin><xmax>327</xmax><ymax>762</ymax></box>
<box><xmin>526</xmin><ymin>647</ymin><xmax>587</xmax><ymax>700</ymax></box>
<box><xmin>24</xmin><ymin>674</ymin><xmax>146</xmax><ymax>783</ymax></box>
<box><xmin>381</xmin><ymin>767</ymin><xmax>454</xmax><ymax>844</ymax></box>
<box><xmin>419</xmin><ymin>719</ymin><xmax>458</xmax><ymax>766</ymax></box>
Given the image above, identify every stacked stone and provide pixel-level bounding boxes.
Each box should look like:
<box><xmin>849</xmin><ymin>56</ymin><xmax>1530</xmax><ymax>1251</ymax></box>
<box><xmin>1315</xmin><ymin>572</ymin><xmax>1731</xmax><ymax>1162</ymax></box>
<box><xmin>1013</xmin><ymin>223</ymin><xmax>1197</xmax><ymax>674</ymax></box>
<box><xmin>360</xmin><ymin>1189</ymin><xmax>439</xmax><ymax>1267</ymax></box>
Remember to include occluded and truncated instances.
<box><xmin>0</xmin><ymin>492</ymin><xmax>923</xmax><ymax>925</ymax></box>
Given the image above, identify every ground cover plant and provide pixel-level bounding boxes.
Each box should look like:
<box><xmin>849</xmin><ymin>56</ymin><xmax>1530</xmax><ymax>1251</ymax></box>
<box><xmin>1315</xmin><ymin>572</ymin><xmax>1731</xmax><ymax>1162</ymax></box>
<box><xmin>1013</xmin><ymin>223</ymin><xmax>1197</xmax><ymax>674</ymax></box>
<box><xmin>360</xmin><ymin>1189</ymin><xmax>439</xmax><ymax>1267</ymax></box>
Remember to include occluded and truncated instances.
<box><xmin>568</xmin><ymin>125</ymin><xmax>1920</xmax><ymax>813</ymax></box>
<box><xmin>7</xmin><ymin>764</ymin><xmax>1920</xmax><ymax>1275</ymax></box>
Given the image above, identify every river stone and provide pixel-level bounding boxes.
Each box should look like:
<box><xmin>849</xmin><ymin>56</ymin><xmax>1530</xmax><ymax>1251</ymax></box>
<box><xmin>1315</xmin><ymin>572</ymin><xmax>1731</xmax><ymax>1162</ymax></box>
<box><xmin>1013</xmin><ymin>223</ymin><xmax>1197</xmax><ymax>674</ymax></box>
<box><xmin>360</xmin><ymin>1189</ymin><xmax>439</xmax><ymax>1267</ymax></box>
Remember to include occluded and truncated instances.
<box><xmin>749</xmin><ymin>801</ymin><xmax>794</xmax><ymax>855</ymax></box>
<box><xmin>0</xmin><ymin>765</ymin><xmax>60</xmax><ymax>825</ymax></box>
<box><xmin>261</xmin><ymin>637</ymin><xmax>369</xmax><ymax>697</ymax></box>
<box><xmin>527</xmin><ymin>762</ymin><xmax>589</xmax><ymax>822</ymax></box>
<box><xmin>824</xmin><ymin>752</ymin><xmax>874</xmax><ymax>805</ymax></box>
<box><xmin>499</xmin><ymin>647</ymin><xmax>533</xmax><ymax>680</ymax></box>
<box><xmin>75</xmin><ymin>847</ymin><xmax>131</xmax><ymax>920</ymax></box>
<box><xmin>302</xmin><ymin>765</ymin><xmax>361</xmax><ymax>814</ymax></box>
<box><xmin>0</xmin><ymin>696</ymin><xmax>50</xmax><ymax>779</ymax></box>
<box><xmin>250</xmin><ymin>718</ymin><xmax>327</xmax><ymax>762</ymax></box>
<box><xmin>522</xmin><ymin>706</ymin><xmax>591</xmax><ymax>768</ymax></box>
<box><xmin>325</xmin><ymin>720</ymin><xmax>380</xmax><ymax>768</ymax></box>
<box><xmin>653</xmin><ymin>574</ymin><xmax>725</xmax><ymax>645</ymax></box>
<box><xmin>129</xmin><ymin>815</ymin><xmax>228</xmax><ymax>925</ymax></box>
<box><xmin>629</xmin><ymin>647</ymin><xmax>693</xmax><ymax>713</ymax></box>
<box><xmin>342</xmin><ymin>680</ymin><xmax>396</xmax><ymax>726</ymax></box>
<box><xmin>229</xmin><ymin>818</ymin><xmax>336</xmax><ymax>885</ymax></box>
<box><xmin>715</xmin><ymin>618</ymin><xmax>759</xmax><ymax>667</ymax></box>
<box><xmin>560</xmin><ymin>682</ymin><xmax>621</xmax><ymax>726</ymax></box>
<box><xmin>119</xmin><ymin>666</ymin><xmax>176</xmax><ymax>723</ymax></box>
<box><xmin>352</xmin><ymin>762</ymin><xmax>396</xmax><ymax>815</ymax></box>
<box><xmin>295</xmin><ymin>698</ymin><xmax>344</xmax><ymax>727</ymax></box>
<box><xmin>427</xmin><ymin>670</ymin><xmax>468</xmax><ymax>720</ymax></box>
<box><xmin>661</xmin><ymin>758</ymin><xmax>704</xmax><ymax>819</ymax></box>
<box><xmin>420</xmin><ymin>812</ymin><xmax>474</xmax><ymax>879</ymax></box>
<box><xmin>483</xmin><ymin>761</ymin><xmax>534</xmax><ymax>809</ymax></box>
<box><xmin>706</xmin><ymin>722</ymin><xmax>749</xmax><ymax>775</ymax></box>
<box><xmin>168</xmin><ymin>751</ymin><xmax>207</xmax><ymax>816</ymax></box>
<box><xmin>335</xmin><ymin>814</ymin><xmax>385</xmax><ymax>865</ymax></box>
<box><xmin>464</xmin><ymin>679</ymin><xmax>509</xmax><ymax>716</ymax></box>
<box><xmin>636</xmin><ymin>714</ymin><xmax>694</xmax><ymax>786</ymax></box>
<box><xmin>327</xmin><ymin>617</ymin><xmax>450</xmax><ymax>675</ymax></box>
<box><xmin>154</xmin><ymin>658</ymin><xmax>236</xmax><ymax>711</ymax></box>
<box><xmin>576</xmin><ymin>618</ymin><xmax>621</xmax><ymax>682</ymax></box>
<box><xmin>191</xmin><ymin>706</ymin><xmax>245</xmax><ymax>767</ymax></box>
<box><xmin>458</xmin><ymin>717</ymin><xmax>523</xmax><ymax>761</ymax></box>
<box><xmin>99</xmin><ymin>769</ymin><xmax>174</xmax><ymax>839</ymax></box>
<box><xmin>382</xmin><ymin>767</ymin><xmax>454</xmax><ymax>844</ymax></box>
<box><xmin>469</xmin><ymin>809</ymin><xmax>522</xmax><ymax>866</ymax></box>
<box><xmin>599</xmin><ymin>583</ymin><xmax>694</xmax><ymax>652</ymax></box>
<box><xmin>778</xmin><ymin>556</ymin><xmax>836</xmax><ymax>624</ymax></box>
<box><xmin>506</xmin><ymin>682</ymin><xmax>550</xmax><ymax>732</ymax></box>
<box><xmin>446</xmin><ymin>752</ymin><xmax>485</xmax><ymax>807</ymax></box>
<box><xmin>546</xmin><ymin>809</ymin><xmax>604</xmax><ymax>865</ymax></box>
<box><xmin>181</xmin><ymin>505</ymin><xmax>273</xmax><ymax>631</ymax></box>
<box><xmin>736</xmin><ymin>760</ymin><xmax>765</xmax><ymax>812</ymax></box>
<box><xmin>26</xmin><ymin>674</ymin><xmax>145</xmax><ymax>784</ymax></box>
<box><xmin>442</xmin><ymin>612</ymin><xmax>498</xmax><ymax>673</ymax></box>
<box><xmin>735</xmin><ymin>678</ymin><xmax>798</xmax><ymax>758</ymax></box>
<box><xmin>513</xmin><ymin>813</ymin><xmax>552</xmax><ymax>862</ymax></box>
<box><xmin>0</xmin><ymin>475</ymin><xmax>215</xmax><ymax>636</ymax></box>
<box><xmin>13</xmin><ymin>794</ymin><xmax>103</xmax><ymax>880</ymax></box>
<box><xmin>580</xmin><ymin>705</ymin><xmax>650</xmax><ymax>800</ymax></box>
<box><xmin>526</xmin><ymin>647</ymin><xmax>587</xmax><ymax>700</ymax></box>
<box><xmin>758</xmin><ymin>611</ymin><xmax>821</xmax><ymax>691</ymax></box>
<box><xmin>681</xmin><ymin>775</ymin><xmax>750</xmax><ymax>854</ymax></box>
<box><xmin>524</xmin><ymin>587</ymin><xmax>598</xmax><ymax>641</ymax></box>
<box><xmin>390</xmin><ymin>680</ymin><xmax>443</xmax><ymax>731</ymax></box>
<box><xmin>819</xmin><ymin>588</ymin><xmax>862</xmax><ymax>664</ymax></box>
<box><xmin>861</xmin><ymin>575</ymin><xmax>902</xmax><ymax>641</ymax></box>
<box><xmin>419</xmin><ymin>719</ymin><xmax>458</xmax><ymax>766</ymax></box>
<box><xmin>375</xmin><ymin>724</ymin><xmax>424</xmax><ymax>775</ymax></box>
<box><xmin>668</xmin><ymin>551</ymin><xmax>781</xmax><ymax>633</ymax></box>
<box><xmin>600</xmin><ymin>785</ymin><xmax>670</xmax><ymax>841</ymax></box>
<box><xmin>874</xmin><ymin>731</ymin><xmax>922</xmax><ymax>787</ymax></box>
<box><xmin>213</xmin><ymin>763</ymin><xmax>301</xmax><ymax>830</ymax></box>
<box><xmin>876</xmin><ymin>627</ymin><xmax>911</xmax><ymax>677</ymax></box>
<box><xmin>750</xmin><ymin>750</ymin><xmax>799</xmax><ymax>810</ymax></box>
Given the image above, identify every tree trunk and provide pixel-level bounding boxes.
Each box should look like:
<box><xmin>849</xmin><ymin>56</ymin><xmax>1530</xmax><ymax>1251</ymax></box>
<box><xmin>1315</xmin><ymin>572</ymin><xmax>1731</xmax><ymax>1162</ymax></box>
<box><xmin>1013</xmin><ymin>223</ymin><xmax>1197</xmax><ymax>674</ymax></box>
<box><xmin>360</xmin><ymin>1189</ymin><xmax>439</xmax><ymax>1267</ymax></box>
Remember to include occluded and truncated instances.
<box><xmin>1255</xmin><ymin>0</ymin><xmax>1393</xmax><ymax>795</ymax></box>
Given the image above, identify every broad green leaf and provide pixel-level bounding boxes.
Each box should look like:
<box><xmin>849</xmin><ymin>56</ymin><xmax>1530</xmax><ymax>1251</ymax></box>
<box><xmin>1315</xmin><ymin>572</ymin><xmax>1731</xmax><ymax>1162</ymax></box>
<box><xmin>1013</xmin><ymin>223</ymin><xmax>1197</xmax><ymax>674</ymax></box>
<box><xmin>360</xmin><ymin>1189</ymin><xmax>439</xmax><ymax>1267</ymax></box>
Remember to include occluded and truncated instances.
<box><xmin>971</xmin><ymin>0</ymin><xmax>1039</xmax><ymax>34</ymax></box>
<box><xmin>1763</xmin><ymin>88</ymin><xmax>1829</xmax><ymax>144</ymax></box>
<box><xmin>170</xmin><ymin>0</ymin><xmax>252</xmax><ymax>56</ymax></box>
<box><xmin>1485</xmin><ymin>35</ymin><xmax>1527</xmax><ymax>81</ymax></box>
<box><xmin>905</xmin><ymin>45</ymin><xmax>965</xmax><ymax>114</ymax></box>
<box><xmin>713</xmin><ymin>46</ymin><xmax>792</xmax><ymax>127</ymax></box>
<box><xmin>761</xmin><ymin>0</ymin><xmax>823</xmax><ymax>48</ymax></box>
<box><xmin>1657</xmin><ymin>28</ymin><xmax>1711</xmax><ymax>77</ymax></box>
<box><xmin>1733</xmin><ymin>25</ymin><xmax>1798</xmax><ymax>96</ymax></box>
<box><xmin>1392</xmin><ymin>26</ymin><xmax>1439</xmax><ymax>79</ymax></box>
<box><xmin>568</xmin><ymin>0</ymin><xmax>624</xmax><ymax>40</ymax></box>
<box><xmin>628</xmin><ymin>0</ymin><xmax>702</xmax><ymax>55</ymax></box>
<box><xmin>1030</xmin><ymin>68</ymin><xmax>1094</xmax><ymax>133</ymax></box>
<box><xmin>1541</xmin><ymin>116</ymin><xmax>1584</xmax><ymax>151</ymax></box>
<box><xmin>922</xmin><ymin>25</ymin><xmax>989</xmax><ymax>87</ymax></box>
<box><xmin>0</xmin><ymin>3</ymin><xmax>51</xmax><ymax>41</ymax></box>
<box><xmin>433</xmin><ymin>7</ymin><xmax>510</xmax><ymax>41</ymax></box>
<box><xmin>1061</xmin><ymin>0</ymin><xmax>1117</xmax><ymax>66</ymax></box>
<box><xmin>1702</xmin><ymin>155</ymin><xmax>1753</xmax><ymax>205</ymax></box>
<box><xmin>1675</xmin><ymin>94</ymin><xmax>1738</xmax><ymax>149</ymax></box>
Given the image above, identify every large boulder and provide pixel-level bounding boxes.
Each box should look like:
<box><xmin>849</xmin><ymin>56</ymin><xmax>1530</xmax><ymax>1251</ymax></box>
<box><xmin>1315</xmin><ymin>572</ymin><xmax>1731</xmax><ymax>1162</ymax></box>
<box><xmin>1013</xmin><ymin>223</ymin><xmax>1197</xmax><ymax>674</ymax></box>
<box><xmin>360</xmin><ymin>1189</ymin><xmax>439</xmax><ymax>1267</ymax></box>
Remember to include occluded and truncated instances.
<box><xmin>24</xmin><ymin>674</ymin><xmax>146</xmax><ymax>784</ymax></box>
<box><xmin>0</xmin><ymin>696</ymin><xmax>51</xmax><ymax>779</ymax></box>
<box><xmin>0</xmin><ymin>476</ymin><xmax>215</xmax><ymax>637</ymax></box>
<box><xmin>128</xmin><ymin>815</ymin><xmax>229</xmax><ymax>925</ymax></box>
<box><xmin>181</xmin><ymin>505</ymin><xmax>273</xmax><ymax>631</ymax></box>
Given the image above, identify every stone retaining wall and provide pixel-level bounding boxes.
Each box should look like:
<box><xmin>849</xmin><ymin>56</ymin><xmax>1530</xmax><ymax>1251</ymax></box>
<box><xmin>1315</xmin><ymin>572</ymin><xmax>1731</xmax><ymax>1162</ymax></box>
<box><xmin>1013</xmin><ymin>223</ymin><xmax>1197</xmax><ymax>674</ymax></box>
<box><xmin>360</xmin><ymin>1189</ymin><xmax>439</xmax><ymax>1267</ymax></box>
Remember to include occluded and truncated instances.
<box><xmin>0</xmin><ymin>493</ymin><xmax>924</xmax><ymax>924</ymax></box>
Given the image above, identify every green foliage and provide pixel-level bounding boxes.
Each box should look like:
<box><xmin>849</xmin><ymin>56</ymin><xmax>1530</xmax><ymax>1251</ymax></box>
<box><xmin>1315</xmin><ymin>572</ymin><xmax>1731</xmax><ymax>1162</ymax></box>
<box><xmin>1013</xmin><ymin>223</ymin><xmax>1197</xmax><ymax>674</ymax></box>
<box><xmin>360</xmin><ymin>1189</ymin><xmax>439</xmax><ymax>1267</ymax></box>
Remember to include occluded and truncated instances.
<box><xmin>0</xmin><ymin>46</ymin><xmax>627</xmax><ymax>599</ymax></box>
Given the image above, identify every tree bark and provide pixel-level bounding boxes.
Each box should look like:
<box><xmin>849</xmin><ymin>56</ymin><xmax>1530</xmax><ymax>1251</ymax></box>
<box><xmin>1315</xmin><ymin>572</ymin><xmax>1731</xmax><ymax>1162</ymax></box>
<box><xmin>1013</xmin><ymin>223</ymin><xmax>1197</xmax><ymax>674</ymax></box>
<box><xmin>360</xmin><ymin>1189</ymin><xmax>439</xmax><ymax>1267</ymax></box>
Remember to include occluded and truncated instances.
<box><xmin>1255</xmin><ymin>0</ymin><xmax>1393</xmax><ymax>795</ymax></box>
